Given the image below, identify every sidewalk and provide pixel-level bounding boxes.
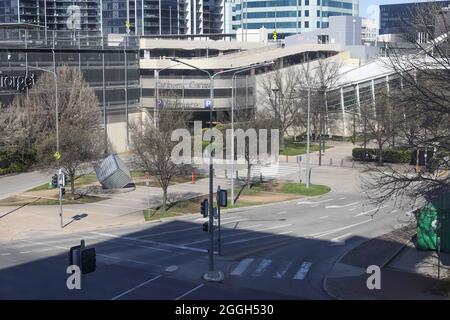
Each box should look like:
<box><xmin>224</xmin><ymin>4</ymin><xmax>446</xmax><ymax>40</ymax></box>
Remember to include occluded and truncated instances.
<box><xmin>324</xmin><ymin>224</ymin><xmax>450</xmax><ymax>300</ymax></box>
<box><xmin>0</xmin><ymin>177</ymin><xmax>229</xmax><ymax>242</ymax></box>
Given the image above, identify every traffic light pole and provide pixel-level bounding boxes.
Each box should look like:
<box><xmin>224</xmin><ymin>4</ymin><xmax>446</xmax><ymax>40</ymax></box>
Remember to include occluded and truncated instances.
<box><xmin>59</xmin><ymin>185</ymin><xmax>63</xmax><ymax>228</ymax></box>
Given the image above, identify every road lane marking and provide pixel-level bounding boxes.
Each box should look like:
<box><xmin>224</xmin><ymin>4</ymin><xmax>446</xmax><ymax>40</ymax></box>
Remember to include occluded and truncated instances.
<box><xmin>330</xmin><ymin>233</ymin><xmax>352</xmax><ymax>245</ymax></box>
<box><xmin>349</xmin><ymin>207</ymin><xmax>358</xmax><ymax>212</ymax></box>
<box><xmin>293</xmin><ymin>262</ymin><xmax>313</xmax><ymax>280</ymax></box>
<box><xmin>275</xmin><ymin>211</ymin><xmax>287</xmax><ymax>215</ymax></box>
<box><xmin>225</xmin><ymin>231</ymin><xmax>293</xmax><ymax>245</ymax></box>
<box><xmin>308</xmin><ymin>219</ymin><xmax>372</xmax><ymax>238</ymax></box>
<box><xmin>231</xmin><ymin>258</ymin><xmax>254</xmax><ymax>276</ymax></box>
<box><xmin>273</xmin><ymin>261</ymin><xmax>293</xmax><ymax>279</ymax></box>
<box><xmin>319</xmin><ymin>215</ymin><xmax>329</xmax><ymax>219</ymax></box>
<box><xmin>19</xmin><ymin>251</ymin><xmax>32</xmax><ymax>254</ymax></box>
<box><xmin>182</xmin><ymin>224</ymin><xmax>291</xmax><ymax>246</ymax></box>
<box><xmin>297</xmin><ymin>199</ymin><xmax>333</xmax><ymax>205</ymax></box>
<box><xmin>354</xmin><ymin>206</ymin><xmax>388</xmax><ymax>217</ymax></box>
<box><xmin>0</xmin><ymin>253</ymin><xmax>11</xmax><ymax>256</ymax></box>
<box><xmin>137</xmin><ymin>226</ymin><xmax>200</xmax><ymax>238</ymax></box>
<box><xmin>252</xmin><ymin>259</ymin><xmax>272</xmax><ymax>277</ymax></box>
<box><xmin>174</xmin><ymin>284</ymin><xmax>205</xmax><ymax>301</ymax></box>
<box><xmin>92</xmin><ymin>232</ymin><xmax>209</xmax><ymax>253</ymax></box>
<box><xmin>110</xmin><ymin>275</ymin><xmax>161</xmax><ymax>300</ymax></box>
<box><xmin>326</xmin><ymin>202</ymin><xmax>359</xmax><ymax>209</ymax></box>
<box><xmin>338</xmin><ymin>197</ymin><xmax>346</xmax><ymax>200</ymax></box>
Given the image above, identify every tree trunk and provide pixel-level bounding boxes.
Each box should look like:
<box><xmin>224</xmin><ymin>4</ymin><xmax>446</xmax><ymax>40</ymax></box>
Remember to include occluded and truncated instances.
<box><xmin>378</xmin><ymin>142</ymin><xmax>383</xmax><ymax>166</ymax></box>
<box><xmin>70</xmin><ymin>173</ymin><xmax>75</xmax><ymax>194</ymax></box>
<box><xmin>246</xmin><ymin>162</ymin><xmax>251</xmax><ymax>189</ymax></box>
<box><xmin>162</xmin><ymin>188</ymin><xmax>167</xmax><ymax>212</ymax></box>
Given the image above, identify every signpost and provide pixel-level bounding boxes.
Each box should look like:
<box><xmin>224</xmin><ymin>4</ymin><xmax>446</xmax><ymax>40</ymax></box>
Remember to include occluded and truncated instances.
<box><xmin>145</xmin><ymin>171</ymin><xmax>150</xmax><ymax>210</ymax></box>
<box><xmin>58</xmin><ymin>168</ymin><xmax>65</xmax><ymax>228</ymax></box>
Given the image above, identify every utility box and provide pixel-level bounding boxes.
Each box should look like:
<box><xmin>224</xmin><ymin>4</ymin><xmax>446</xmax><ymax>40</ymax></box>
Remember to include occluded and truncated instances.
<box><xmin>417</xmin><ymin>191</ymin><xmax>450</xmax><ymax>253</ymax></box>
<box><xmin>95</xmin><ymin>154</ymin><xmax>132</xmax><ymax>189</ymax></box>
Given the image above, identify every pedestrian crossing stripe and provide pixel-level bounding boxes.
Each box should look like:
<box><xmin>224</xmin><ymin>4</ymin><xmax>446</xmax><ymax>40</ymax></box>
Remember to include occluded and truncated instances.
<box><xmin>293</xmin><ymin>262</ymin><xmax>313</xmax><ymax>280</ymax></box>
<box><xmin>252</xmin><ymin>259</ymin><xmax>272</xmax><ymax>276</ymax></box>
<box><xmin>230</xmin><ymin>258</ymin><xmax>254</xmax><ymax>276</ymax></box>
<box><xmin>230</xmin><ymin>258</ymin><xmax>313</xmax><ymax>280</ymax></box>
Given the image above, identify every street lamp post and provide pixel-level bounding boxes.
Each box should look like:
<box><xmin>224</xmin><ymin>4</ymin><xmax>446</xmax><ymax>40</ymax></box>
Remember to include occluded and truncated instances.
<box><xmin>25</xmin><ymin>65</ymin><xmax>59</xmax><ymax>154</ymax></box>
<box><xmin>25</xmin><ymin>64</ymin><xmax>62</xmax><ymax>227</ymax></box>
<box><xmin>230</xmin><ymin>62</ymin><xmax>273</xmax><ymax>206</ymax></box>
<box><xmin>306</xmin><ymin>88</ymin><xmax>311</xmax><ymax>188</ymax></box>
<box><xmin>170</xmin><ymin>58</ymin><xmax>272</xmax><ymax>280</ymax></box>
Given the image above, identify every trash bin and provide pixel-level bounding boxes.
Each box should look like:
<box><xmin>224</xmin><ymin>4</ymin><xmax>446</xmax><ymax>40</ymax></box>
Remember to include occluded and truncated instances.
<box><xmin>416</xmin><ymin>203</ymin><xmax>438</xmax><ymax>251</ymax></box>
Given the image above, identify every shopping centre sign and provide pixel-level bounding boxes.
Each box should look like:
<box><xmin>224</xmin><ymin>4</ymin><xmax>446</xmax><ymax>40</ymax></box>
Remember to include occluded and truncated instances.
<box><xmin>0</xmin><ymin>74</ymin><xmax>36</xmax><ymax>91</ymax></box>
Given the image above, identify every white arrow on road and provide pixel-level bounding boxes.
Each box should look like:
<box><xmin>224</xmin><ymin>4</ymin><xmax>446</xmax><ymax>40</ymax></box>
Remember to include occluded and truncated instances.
<box><xmin>325</xmin><ymin>202</ymin><xmax>359</xmax><ymax>209</ymax></box>
<box><xmin>297</xmin><ymin>198</ymin><xmax>334</xmax><ymax>205</ymax></box>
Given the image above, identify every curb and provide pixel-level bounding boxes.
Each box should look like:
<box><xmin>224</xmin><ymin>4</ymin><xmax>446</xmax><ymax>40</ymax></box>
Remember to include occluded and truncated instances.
<box><xmin>322</xmin><ymin>227</ymin><xmax>414</xmax><ymax>300</ymax></box>
<box><xmin>322</xmin><ymin>237</ymin><xmax>373</xmax><ymax>300</ymax></box>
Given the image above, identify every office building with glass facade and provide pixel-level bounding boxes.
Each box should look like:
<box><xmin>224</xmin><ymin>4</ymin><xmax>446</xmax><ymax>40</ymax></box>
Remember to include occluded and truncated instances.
<box><xmin>231</xmin><ymin>0</ymin><xmax>358</xmax><ymax>39</ymax></box>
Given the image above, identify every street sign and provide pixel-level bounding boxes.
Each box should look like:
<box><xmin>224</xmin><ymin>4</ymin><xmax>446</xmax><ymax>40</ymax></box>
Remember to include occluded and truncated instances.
<box><xmin>156</xmin><ymin>99</ymin><xmax>164</xmax><ymax>109</ymax></box>
<box><xmin>125</xmin><ymin>20</ymin><xmax>131</xmax><ymax>34</ymax></box>
<box><xmin>204</xmin><ymin>99</ymin><xmax>213</xmax><ymax>109</ymax></box>
<box><xmin>273</xmin><ymin>30</ymin><xmax>278</xmax><ymax>41</ymax></box>
<box><xmin>54</xmin><ymin>151</ymin><xmax>61</xmax><ymax>161</ymax></box>
<box><xmin>58</xmin><ymin>169</ymin><xmax>65</xmax><ymax>187</ymax></box>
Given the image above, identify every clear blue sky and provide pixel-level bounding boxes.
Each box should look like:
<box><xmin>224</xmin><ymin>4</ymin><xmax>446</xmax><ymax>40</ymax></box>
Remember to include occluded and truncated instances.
<box><xmin>360</xmin><ymin>0</ymin><xmax>422</xmax><ymax>17</ymax></box>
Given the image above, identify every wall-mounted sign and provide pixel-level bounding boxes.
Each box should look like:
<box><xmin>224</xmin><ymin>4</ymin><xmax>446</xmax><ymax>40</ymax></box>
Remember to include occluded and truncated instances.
<box><xmin>0</xmin><ymin>74</ymin><xmax>35</xmax><ymax>91</ymax></box>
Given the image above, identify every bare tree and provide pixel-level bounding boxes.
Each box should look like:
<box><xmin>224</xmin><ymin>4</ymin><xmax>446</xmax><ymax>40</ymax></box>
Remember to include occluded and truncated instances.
<box><xmin>364</xmin><ymin>2</ymin><xmax>450</xmax><ymax>206</ymax></box>
<box><xmin>130</xmin><ymin>97</ymin><xmax>192</xmax><ymax>212</ymax></box>
<box><xmin>25</xmin><ymin>66</ymin><xmax>102</xmax><ymax>193</ymax></box>
<box><xmin>258</xmin><ymin>65</ymin><xmax>304</xmax><ymax>147</ymax></box>
<box><xmin>297</xmin><ymin>58</ymin><xmax>342</xmax><ymax>158</ymax></box>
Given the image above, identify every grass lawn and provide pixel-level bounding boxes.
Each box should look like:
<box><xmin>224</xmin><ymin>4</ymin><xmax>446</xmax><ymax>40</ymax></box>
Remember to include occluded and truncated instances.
<box><xmin>280</xmin><ymin>182</ymin><xmax>331</xmax><ymax>196</ymax></box>
<box><xmin>142</xmin><ymin>180</ymin><xmax>331</xmax><ymax>219</ymax></box>
<box><xmin>143</xmin><ymin>197</ymin><xmax>201</xmax><ymax>221</ymax></box>
<box><xmin>279</xmin><ymin>142</ymin><xmax>332</xmax><ymax>156</ymax></box>
<box><xmin>27</xmin><ymin>173</ymin><xmax>99</xmax><ymax>192</ymax></box>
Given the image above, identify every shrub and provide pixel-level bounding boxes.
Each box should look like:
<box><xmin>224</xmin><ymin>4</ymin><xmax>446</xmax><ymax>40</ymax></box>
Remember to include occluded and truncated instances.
<box><xmin>352</xmin><ymin>148</ymin><xmax>412</xmax><ymax>163</ymax></box>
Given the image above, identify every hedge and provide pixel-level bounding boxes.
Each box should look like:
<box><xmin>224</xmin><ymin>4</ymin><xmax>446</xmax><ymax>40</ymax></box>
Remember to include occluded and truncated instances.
<box><xmin>0</xmin><ymin>150</ymin><xmax>36</xmax><ymax>176</ymax></box>
<box><xmin>352</xmin><ymin>148</ymin><xmax>412</xmax><ymax>163</ymax></box>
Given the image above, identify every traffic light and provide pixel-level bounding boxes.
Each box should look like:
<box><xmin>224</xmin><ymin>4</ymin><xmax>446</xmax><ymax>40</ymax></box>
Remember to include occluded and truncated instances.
<box><xmin>51</xmin><ymin>174</ymin><xmax>58</xmax><ymax>188</ymax></box>
<box><xmin>81</xmin><ymin>247</ymin><xmax>96</xmax><ymax>275</ymax></box>
<box><xmin>200</xmin><ymin>199</ymin><xmax>208</xmax><ymax>217</ymax></box>
<box><xmin>202</xmin><ymin>222</ymin><xmax>209</xmax><ymax>232</ymax></box>
<box><xmin>61</xmin><ymin>187</ymin><xmax>66</xmax><ymax>197</ymax></box>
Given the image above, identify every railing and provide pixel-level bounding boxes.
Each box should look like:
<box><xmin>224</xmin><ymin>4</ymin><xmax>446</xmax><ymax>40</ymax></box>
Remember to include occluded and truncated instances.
<box><xmin>0</xmin><ymin>29</ymin><xmax>139</xmax><ymax>50</ymax></box>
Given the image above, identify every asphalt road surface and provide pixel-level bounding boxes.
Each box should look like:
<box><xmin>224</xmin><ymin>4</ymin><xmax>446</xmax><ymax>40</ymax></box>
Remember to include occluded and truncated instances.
<box><xmin>0</xmin><ymin>190</ymin><xmax>414</xmax><ymax>300</ymax></box>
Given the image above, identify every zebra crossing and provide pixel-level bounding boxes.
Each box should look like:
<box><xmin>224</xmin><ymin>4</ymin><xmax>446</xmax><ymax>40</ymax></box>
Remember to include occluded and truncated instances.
<box><xmin>215</xmin><ymin>164</ymin><xmax>301</xmax><ymax>180</ymax></box>
<box><xmin>229</xmin><ymin>257</ymin><xmax>313</xmax><ymax>281</ymax></box>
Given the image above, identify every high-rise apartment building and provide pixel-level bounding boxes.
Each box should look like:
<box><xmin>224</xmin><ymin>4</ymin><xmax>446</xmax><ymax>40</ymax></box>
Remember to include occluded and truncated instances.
<box><xmin>0</xmin><ymin>0</ymin><xmax>223</xmax><ymax>35</ymax></box>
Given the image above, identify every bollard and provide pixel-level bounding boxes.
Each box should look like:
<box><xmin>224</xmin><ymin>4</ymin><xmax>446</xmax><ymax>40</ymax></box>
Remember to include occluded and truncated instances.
<box><xmin>260</xmin><ymin>172</ymin><xmax>263</xmax><ymax>183</ymax></box>
<box><xmin>236</xmin><ymin>171</ymin><xmax>239</xmax><ymax>179</ymax></box>
<box><xmin>191</xmin><ymin>170</ymin><xmax>196</xmax><ymax>184</ymax></box>
<box><xmin>330</xmin><ymin>158</ymin><xmax>333</xmax><ymax>166</ymax></box>
<box><xmin>341</xmin><ymin>159</ymin><xmax>344</xmax><ymax>167</ymax></box>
